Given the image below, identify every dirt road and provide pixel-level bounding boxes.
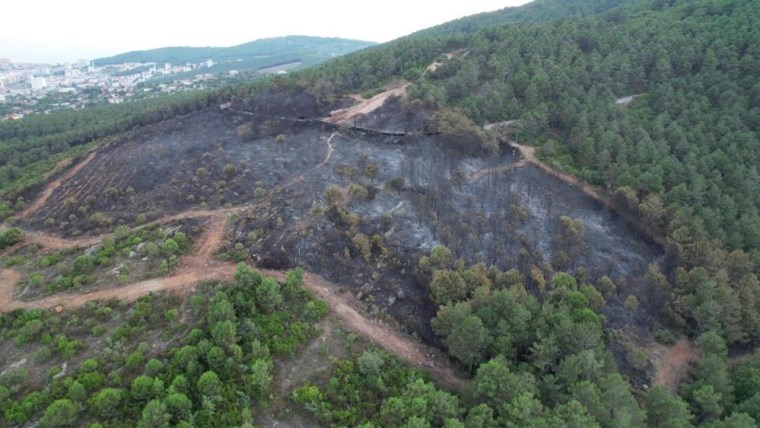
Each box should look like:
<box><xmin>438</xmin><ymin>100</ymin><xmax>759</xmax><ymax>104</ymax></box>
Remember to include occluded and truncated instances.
<box><xmin>24</xmin><ymin>231</ymin><xmax>103</xmax><ymax>251</ymax></box>
<box><xmin>1</xmin><ymin>265</ymin><xmax>234</xmax><ymax>312</ymax></box>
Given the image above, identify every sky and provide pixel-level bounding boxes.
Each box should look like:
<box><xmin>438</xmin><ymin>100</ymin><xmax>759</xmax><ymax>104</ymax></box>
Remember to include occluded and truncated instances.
<box><xmin>0</xmin><ymin>0</ymin><xmax>532</xmax><ymax>64</ymax></box>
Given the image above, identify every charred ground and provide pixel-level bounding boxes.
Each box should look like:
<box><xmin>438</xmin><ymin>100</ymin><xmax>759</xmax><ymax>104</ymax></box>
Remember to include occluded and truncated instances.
<box><xmin>15</xmin><ymin>90</ymin><xmax>662</xmax><ymax>351</ymax></box>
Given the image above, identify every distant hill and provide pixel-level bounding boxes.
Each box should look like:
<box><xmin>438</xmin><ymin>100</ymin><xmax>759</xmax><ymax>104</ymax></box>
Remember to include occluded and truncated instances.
<box><xmin>93</xmin><ymin>35</ymin><xmax>376</xmax><ymax>74</ymax></box>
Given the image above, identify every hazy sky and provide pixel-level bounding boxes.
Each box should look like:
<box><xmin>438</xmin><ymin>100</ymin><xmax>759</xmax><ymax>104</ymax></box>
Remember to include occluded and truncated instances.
<box><xmin>0</xmin><ymin>0</ymin><xmax>532</xmax><ymax>63</ymax></box>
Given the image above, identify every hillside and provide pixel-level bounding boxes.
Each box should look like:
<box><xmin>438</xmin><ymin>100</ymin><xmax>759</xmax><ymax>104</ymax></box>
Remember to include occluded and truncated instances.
<box><xmin>411</xmin><ymin>0</ymin><xmax>638</xmax><ymax>36</ymax></box>
<box><xmin>1</xmin><ymin>0</ymin><xmax>760</xmax><ymax>426</ymax></box>
<box><xmin>93</xmin><ymin>35</ymin><xmax>376</xmax><ymax>74</ymax></box>
<box><xmin>307</xmin><ymin>0</ymin><xmax>760</xmax><ymax>249</ymax></box>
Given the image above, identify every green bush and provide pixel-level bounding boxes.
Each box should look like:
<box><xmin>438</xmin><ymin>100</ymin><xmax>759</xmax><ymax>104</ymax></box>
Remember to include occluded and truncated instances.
<box><xmin>0</xmin><ymin>227</ymin><xmax>24</xmax><ymax>249</ymax></box>
<box><xmin>72</xmin><ymin>255</ymin><xmax>95</xmax><ymax>275</ymax></box>
<box><xmin>162</xmin><ymin>239</ymin><xmax>179</xmax><ymax>256</ymax></box>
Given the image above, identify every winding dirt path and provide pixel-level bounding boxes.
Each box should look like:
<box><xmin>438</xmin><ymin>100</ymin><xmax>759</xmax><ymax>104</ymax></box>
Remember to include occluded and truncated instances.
<box><xmin>318</xmin><ymin>132</ymin><xmax>336</xmax><ymax>168</ymax></box>
<box><xmin>3</xmin><ymin>265</ymin><xmax>235</xmax><ymax>312</ymax></box>
<box><xmin>24</xmin><ymin>231</ymin><xmax>103</xmax><ymax>251</ymax></box>
<box><xmin>194</xmin><ymin>214</ymin><xmax>228</xmax><ymax>258</ymax></box>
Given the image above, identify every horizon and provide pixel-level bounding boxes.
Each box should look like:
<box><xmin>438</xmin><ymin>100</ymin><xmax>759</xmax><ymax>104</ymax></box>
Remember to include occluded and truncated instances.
<box><xmin>0</xmin><ymin>0</ymin><xmax>531</xmax><ymax>64</ymax></box>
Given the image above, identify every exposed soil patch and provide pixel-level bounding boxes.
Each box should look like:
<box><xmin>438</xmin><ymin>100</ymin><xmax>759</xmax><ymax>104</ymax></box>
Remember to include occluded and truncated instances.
<box><xmin>325</xmin><ymin>84</ymin><xmax>410</xmax><ymax>125</ymax></box>
<box><xmin>194</xmin><ymin>214</ymin><xmax>228</xmax><ymax>257</ymax></box>
<box><xmin>425</xmin><ymin>50</ymin><xmax>466</xmax><ymax>74</ymax></box>
<box><xmin>274</xmin><ymin>318</ymin><xmax>345</xmax><ymax>395</ymax></box>
<box><xmin>615</xmin><ymin>94</ymin><xmax>641</xmax><ymax>106</ymax></box>
<box><xmin>0</xmin><ymin>268</ymin><xmax>20</xmax><ymax>309</ymax></box>
<box><xmin>650</xmin><ymin>338</ymin><xmax>697</xmax><ymax>392</ymax></box>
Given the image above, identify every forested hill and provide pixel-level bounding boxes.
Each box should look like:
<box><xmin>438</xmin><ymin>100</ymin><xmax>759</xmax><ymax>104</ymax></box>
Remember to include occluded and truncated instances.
<box><xmin>304</xmin><ymin>0</ymin><xmax>760</xmax><ymax>252</ymax></box>
<box><xmin>93</xmin><ymin>36</ymin><xmax>375</xmax><ymax>69</ymax></box>
<box><xmin>411</xmin><ymin>0</ymin><xmax>638</xmax><ymax>36</ymax></box>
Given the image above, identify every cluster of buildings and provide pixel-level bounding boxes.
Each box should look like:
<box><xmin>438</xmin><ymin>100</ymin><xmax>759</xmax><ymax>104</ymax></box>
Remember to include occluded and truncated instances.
<box><xmin>0</xmin><ymin>57</ymin><xmax>227</xmax><ymax>120</ymax></box>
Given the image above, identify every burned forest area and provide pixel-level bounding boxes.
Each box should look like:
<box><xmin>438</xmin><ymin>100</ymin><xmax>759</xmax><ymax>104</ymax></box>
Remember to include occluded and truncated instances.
<box><xmin>12</xmin><ymin>89</ymin><xmax>661</xmax><ymax>347</ymax></box>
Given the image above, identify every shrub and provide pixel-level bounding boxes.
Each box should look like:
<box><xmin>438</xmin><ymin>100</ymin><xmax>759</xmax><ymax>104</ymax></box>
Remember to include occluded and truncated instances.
<box><xmin>162</xmin><ymin>239</ymin><xmax>179</xmax><ymax>256</ymax></box>
<box><xmin>28</xmin><ymin>274</ymin><xmax>45</xmax><ymax>288</ymax></box>
<box><xmin>0</xmin><ymin>227</ymin><xmax>24</xmax><ymax>249</ymax></box>
<box><xmin>165</xmin><ymin>309</ymin><xmax>179</xmax><ymax>322</ymax></box>
<box><xmin>145</xmin><ymin>359</ymin><xmax>163</xmax><ymax>376</ymax></box>
<box><xmin>88</xmin><ymin>212</ymin><xmax>113</xmax><ymax>227</ymax></box>
<box><xmin>144</xmin><ymin>243</ymin><xmax>160</xmax><ymax>258</ymax></box>
<box><xmin>39</xmin><ymin>254</ymin><xmax>61</xmax><ymax>267</ymax></box>
<box><xmin>72</xmin><ymin>255</ymin><xmax>95</xmax><ymax>275</ymax></box>
<box><xmin>385</xmin><ymin>176</ymin><xmax>405</xmax><ymax>191</ymax></box>
<box><xmin>88</xmin><ymin>388</ymin><xmax>123</xmax><ymax>419</ymax></box>
<box><xmin>352</xmin><ymin>233</ymin><xmax>372</xmax><ymax>261</ymax></box>
<box><xmin>41</xmin><ymin>399</ymin><xmax>78</xmax><ymax>427</ymax></box>
<box><xmin>324</xmin><ymin>186</ymin><xmax>343</xmax><ymax>205</ymax></box>
<box><xmin>627</xmin><ymin>349</ymin><xmax>648</xmax><ymax>370</ymax></box>
<box><xmin>113</xmin><ymin>225</ymin><xmax>130</xmax><ymax>240</ymax></box>
<box><xmin>350</xmin><ymin>184</ymin><xmax>369</xmax><ymax>201</ymax></box>
<box><xmin>624</xmin><ymin>294</ymin><xmax>640</xmax><ymax>312</ymax></box>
